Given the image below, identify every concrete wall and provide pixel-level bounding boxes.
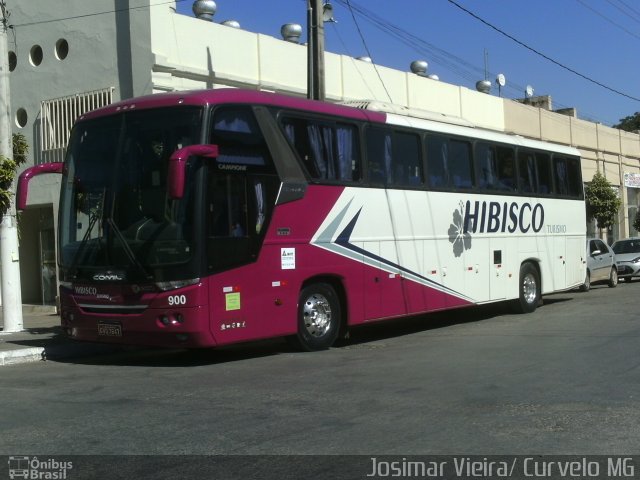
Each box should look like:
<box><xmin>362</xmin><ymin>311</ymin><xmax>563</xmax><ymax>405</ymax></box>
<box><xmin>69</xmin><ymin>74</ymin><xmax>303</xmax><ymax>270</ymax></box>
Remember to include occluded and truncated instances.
<box><xmin>149</xmin><ymin>5</ymin><xmax>506</xmax><ymax>131</ymax></box>
<box><xmin>10</xmin><ymin>0</ymin><xmax>153</xmax><ymax>167</ymax></box>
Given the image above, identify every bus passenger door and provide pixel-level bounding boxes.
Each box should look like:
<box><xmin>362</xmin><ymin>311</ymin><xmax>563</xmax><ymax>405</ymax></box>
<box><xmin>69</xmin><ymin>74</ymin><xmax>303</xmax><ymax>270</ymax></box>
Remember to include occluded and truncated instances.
<box><xmin>566</xmin><ymin>237</ymin><xmax>584</xmax><ymax>287</ymax></box>
<box><xmin>553</xmin><ymin>237</ymin><xmax>566</xmax><ymax>290</ymax></box>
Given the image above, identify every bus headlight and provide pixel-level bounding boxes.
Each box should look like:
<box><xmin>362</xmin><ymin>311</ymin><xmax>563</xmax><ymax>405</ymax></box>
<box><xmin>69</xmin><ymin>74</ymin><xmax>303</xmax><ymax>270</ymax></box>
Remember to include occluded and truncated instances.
<box><xmin>155</xmin><ymin>278</ymin><xmax>200</xmax><ymax>291</ymax></box>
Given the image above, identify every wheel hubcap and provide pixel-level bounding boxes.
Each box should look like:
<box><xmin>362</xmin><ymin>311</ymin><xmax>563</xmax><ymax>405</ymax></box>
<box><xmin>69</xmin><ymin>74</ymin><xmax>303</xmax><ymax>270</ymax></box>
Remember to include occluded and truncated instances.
<box><xmin>302</xmin><ymin>293</ymin><xmax>332</xmax><ymax>338</ymax></box>
<box><xmin>523</xmin><ymin>273</ymin><xmax>537</xmax><ymax>304</ymax></box>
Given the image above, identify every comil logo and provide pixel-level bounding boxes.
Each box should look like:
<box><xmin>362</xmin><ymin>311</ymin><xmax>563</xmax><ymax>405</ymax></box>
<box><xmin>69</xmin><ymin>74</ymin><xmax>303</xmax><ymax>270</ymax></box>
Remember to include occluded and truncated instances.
<box><xmin>8</xmin><ymin>456</ymin><xmax>73</xmax><ymax>479</ymax></box>
<box><xmin>92</xmin><ymin>272</ymin><xmax>125</xmax><ymax>281</ymax></box>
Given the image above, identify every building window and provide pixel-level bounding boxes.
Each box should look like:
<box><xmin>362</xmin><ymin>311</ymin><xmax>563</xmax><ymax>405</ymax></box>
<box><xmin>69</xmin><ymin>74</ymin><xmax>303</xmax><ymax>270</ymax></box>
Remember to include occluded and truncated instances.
<box><xmin>29</xmin><ymin>45</ymin><xmax>43</xmax><ymax>66</ymax></box>
<box><xmin>55</xmin><ymin>39</ymin><xmax>69</xmax><ymax>61</ymax></box>
<box><xmin>15</xmin><ymin>108</ymin><xmax>28</xmax><ymax>128</ymax></box>
<box><xmin>8</xmin><ymin>51</ymin><xmax>16</xmax><ymax>71</ymax></box>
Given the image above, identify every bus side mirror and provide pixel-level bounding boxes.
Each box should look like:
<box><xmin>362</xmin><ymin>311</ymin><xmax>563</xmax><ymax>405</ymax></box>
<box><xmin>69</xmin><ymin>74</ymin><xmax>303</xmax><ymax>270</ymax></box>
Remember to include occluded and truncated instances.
<box><xmin>17</xmin><ymin>162</ymin><xmax>64</xmax><ymax>210</ymax></box>
<box><xmin>168</xmin><ymin>144</ymin><xmax>219</xmax><ymax>199</ymax></box>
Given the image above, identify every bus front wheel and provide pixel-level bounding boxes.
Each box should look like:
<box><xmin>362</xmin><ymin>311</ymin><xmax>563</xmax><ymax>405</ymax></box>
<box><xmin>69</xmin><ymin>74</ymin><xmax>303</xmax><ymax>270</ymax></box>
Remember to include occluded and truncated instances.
<box><xmin>292</xmin><ymin>283</ymin><xmax>341</xmax><ymax>351</ymax></box>
<box><xmin>516</xmin><ymin>263</ymin><xmax>540</xmax><ymax>314</ymax></box>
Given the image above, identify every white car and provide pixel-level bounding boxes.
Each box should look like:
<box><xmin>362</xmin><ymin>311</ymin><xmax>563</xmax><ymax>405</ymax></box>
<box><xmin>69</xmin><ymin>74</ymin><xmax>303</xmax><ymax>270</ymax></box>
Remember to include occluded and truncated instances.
<box><xmin>580</xmin><ymin>238</ymin><xmax>618</xmax><ymax>291</ymax></box>
<box><xmin>612</xmin><ymin>237</ymin><xmax>640</xmax><ymax>282</ymax></box>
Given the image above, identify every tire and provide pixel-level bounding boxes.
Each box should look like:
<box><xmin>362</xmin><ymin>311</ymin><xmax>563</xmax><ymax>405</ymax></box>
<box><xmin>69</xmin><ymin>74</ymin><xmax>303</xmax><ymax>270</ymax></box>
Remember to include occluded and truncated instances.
<box><xmin>579</xmin><ymin>271</ymin><xmax>590</xmax><ymax>292</ymax></box>
<box><xmin>608</xmin><ymin>267</ymin><xmax>618</xmax><ymax>288</ymax></box>
<box><xmin>292</xmin><ymin>283</ymin><xmax>341</xmax><ymax>351</ymax></box>
<box><xmin>515</xmin><ymin>262</ymin><xmax>540</xmax><ymax>314</ymax></box>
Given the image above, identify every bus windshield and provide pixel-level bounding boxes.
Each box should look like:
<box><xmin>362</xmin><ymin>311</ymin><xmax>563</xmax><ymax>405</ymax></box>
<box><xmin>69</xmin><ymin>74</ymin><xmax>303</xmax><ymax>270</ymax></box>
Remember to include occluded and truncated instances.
<box><xmin>59</xmin><ymin>107</ymin><xmax>203</xmax><ymax>281</ymax></box>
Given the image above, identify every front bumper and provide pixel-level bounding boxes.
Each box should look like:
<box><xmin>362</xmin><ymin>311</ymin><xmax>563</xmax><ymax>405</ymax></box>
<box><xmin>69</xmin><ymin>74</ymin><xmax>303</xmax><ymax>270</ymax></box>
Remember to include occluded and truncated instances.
<box><xmin>616</xmin><ymin>263</ymin><xmax>640</xmax><ymax>278</ymax></box>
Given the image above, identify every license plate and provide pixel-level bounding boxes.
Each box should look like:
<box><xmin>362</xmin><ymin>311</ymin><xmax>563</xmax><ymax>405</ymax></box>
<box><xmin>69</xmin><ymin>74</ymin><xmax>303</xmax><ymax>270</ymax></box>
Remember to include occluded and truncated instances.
<box><xmin>98</xmin><ymin>322</ymin><xmax>122</xmax><ymax>337</ymax></box>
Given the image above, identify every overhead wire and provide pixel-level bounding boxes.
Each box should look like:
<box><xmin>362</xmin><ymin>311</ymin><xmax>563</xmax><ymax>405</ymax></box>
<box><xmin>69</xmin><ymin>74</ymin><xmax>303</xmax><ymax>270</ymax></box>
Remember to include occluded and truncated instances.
<box><xmin>328</xmin><ymin>23</ymin><xmax>380</xmax><ymax>100</ymax></box>
<box><xmin>606</xmin><ymin>0</ymin><xmax>640</xmax><ymax>25</ymax></box>
<box><xmin>12</xmin><ymin>0</ymin><xmax>189</xmax><ymax>28</ymax></box>
<box><xmin>446</xmin><ymin>0</ymin><xmax>640</xmax><ymax>103</ymax></box>
<box><xmin>344</xmin><ymin>0</ymin><xmax>394</xmax><ymax>104</ymax></box>
<box><xmin>332</xmin><ymin>0</ymin><xmax>611</xmax><ymax>122</ymax></box>
<box><xmin>334</xmin><ymin>0</ymin><xmax>495</xmax><ymax>93</ymax></box>
<box><xmin>576</xmin><ymin>0</ymin><xmax>640</xmax><ymax>41</ymax></box>
<box><xmin>333</xmin><ymin>1</ymin><xmax>550</xmax><ymax>99</ymax></box>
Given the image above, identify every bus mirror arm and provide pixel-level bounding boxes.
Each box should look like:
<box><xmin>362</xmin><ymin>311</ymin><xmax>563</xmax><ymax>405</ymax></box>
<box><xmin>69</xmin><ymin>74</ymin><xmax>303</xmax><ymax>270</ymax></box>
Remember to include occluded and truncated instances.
<box><xmin>17</xmin><ymin>162</ymin><xmax>64</xmax><ymax>211</ymax></box>
<box><xmin>168</xmin><ymin>144</ymin><xmax>219</xmax><ymax>199</ymax></box>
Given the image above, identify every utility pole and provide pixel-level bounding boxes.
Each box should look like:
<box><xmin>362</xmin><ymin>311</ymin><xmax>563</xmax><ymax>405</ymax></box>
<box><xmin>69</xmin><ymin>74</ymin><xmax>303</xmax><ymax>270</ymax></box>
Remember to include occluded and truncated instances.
<box><xmin>307</xmin><ymin>0</ymin><xmax>325</xmax><ymax>101</ymax></box>
<box><xmin>0</xmin><ymin>1</ymin><xmax>23</xmax><ymax>333</ymax></box>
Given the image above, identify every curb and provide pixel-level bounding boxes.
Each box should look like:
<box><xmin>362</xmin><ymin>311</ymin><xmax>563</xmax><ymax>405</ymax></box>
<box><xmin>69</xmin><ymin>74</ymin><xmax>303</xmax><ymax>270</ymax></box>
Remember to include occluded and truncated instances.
<box><xmin>0</xmin><ymin>343</ymin><xmax>124</xmax><ymax>367</ymax></box>
<box><xmin>0</xmin><ymin>347</ymin><xmax>44</xmax><ymax>366</ymax></box>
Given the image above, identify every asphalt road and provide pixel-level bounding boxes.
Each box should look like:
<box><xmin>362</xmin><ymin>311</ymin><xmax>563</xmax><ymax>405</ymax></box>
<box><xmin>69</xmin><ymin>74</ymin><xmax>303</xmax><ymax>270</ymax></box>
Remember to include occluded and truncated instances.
<box><xmin>2</xmin><ymin>281</ymin><xmax>639</xmax><ymax>461</ymax></box>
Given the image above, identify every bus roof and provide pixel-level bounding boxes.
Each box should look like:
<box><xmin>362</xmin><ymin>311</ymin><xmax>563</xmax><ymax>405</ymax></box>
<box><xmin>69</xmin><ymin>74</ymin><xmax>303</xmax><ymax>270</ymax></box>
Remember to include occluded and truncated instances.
<box><xmin>385</xmin><ymin>112</ymin><xmax>581</xmax><ymax>157</ymax></box>
<box><xmin>79</xmin><ymin>88</ymin><xmax>387</xmax><ymax>124</ymax></box>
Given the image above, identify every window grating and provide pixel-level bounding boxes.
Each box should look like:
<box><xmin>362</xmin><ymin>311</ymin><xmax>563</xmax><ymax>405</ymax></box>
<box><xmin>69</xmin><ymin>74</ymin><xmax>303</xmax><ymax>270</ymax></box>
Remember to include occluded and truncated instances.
<box><xmin>39</xmin><ymin>87</ymin><xmax>114</xmax><ymax>164</ymax></box>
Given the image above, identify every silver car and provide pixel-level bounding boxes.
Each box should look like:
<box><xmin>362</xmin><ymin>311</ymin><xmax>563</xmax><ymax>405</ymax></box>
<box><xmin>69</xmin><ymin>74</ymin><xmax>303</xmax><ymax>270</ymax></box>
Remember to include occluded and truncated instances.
<box><xmin>581</xmin><ymin>238</ymin><xmax>618</xmax><ymax>291</ymax></box>
<box><xmin>612</xmin><ymin>237</ymin><xmax>640</xmax><ymax>282</ymax></box>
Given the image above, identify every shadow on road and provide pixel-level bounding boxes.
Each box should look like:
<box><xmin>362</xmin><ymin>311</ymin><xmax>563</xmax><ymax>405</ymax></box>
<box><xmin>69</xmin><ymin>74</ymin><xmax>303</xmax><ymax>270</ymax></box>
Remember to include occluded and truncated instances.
<box><xmin>50</xmin><ymin>297</ymin><xmax>576</xmax><ymax>368</ymax></box>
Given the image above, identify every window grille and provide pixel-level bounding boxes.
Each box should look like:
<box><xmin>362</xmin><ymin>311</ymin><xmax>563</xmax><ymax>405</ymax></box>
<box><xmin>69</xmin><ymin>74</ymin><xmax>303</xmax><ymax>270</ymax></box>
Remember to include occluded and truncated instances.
<box><xmin>39</xmin><ymin>87</ymin><xmax>114</xmax><ymax>164</ymax></box>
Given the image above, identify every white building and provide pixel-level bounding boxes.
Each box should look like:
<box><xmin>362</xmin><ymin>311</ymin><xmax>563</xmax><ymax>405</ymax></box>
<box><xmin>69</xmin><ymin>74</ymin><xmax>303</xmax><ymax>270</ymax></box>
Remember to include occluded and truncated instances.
<box><xmin>9</xmin><ymin>0</ymin><xmax>640</xmax><ymax>305</ymax></box>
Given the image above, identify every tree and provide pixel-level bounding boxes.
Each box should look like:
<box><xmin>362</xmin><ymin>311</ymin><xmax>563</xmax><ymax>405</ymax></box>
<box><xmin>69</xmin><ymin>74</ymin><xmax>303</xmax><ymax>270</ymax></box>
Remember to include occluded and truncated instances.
<box><xmin>584</xmin><ymin>172</ymin><xmax>621</xmax><ymax>233</ymax></box>
<box><xmin>633</xmin><ymin>209</ymin><xmax>640</xmax><ymax>234</ymax></box>
<box><xmin>0</xmin><ymin>132</ymin><xmax>28</xmax><ymax>216</ymax></box>
<box><xmin>613</xmin><ymin>112</ymin><xmax>640</xmax><ymax>132</ymax></box>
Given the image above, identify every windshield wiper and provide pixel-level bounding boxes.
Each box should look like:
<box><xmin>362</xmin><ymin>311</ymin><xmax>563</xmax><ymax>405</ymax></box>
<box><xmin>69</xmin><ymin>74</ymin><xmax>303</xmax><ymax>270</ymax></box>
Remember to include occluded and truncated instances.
<box><xmin>106</xmin><ymin>217</ymin><xmax>153</xmax><ymax>281</ymax></box>
<box><xmin>68</xmin><ymin>209</ymin><xmax>102</xmax><ymax>278</ymax></box>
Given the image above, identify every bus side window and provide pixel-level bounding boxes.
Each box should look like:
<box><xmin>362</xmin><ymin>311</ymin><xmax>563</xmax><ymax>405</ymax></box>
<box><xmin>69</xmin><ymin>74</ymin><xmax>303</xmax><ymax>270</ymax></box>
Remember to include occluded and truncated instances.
<box><xmin>449</xmin><ymin>139</ymin><xmax>473</xmax><ymax>189</ymax></box>
<box><xmin>518</xmin><ymin>151</ymin><xmax>538</xmax><ymax>193</ymax></box>
<box><xmin>536</xmin><ymin>153</ymin><xmax>552</xmax><ymax>194</ymax></box>
<box><xmin>565</xmin><ymin>157</ymin><xmax>583</xmax><ymax>198</ymax></box>
<box><xmin>212</xmin><ymin>107</ymin><xmax>272</xmax><ymax>167</ymax></box>
<box><xmin>426</xmin><ymin>135</ymin><xmax>448</xmax><ymax>188</ymax></box>
<box><xmin>475</xmin><ymin>143</ymin><xmax>496</xmax><ymax>189</ymax></box>
<box><xmin>282</xmin><ymin>117</ymin><xmax>361</xmax><ymax>182</ymax></box>
<box><xmin>393</xmin><ymin>132</ymin><xmax>422</xmax><ymax>187</ymax></box>
<box><xmin>553</xmin><ymin>157</ymin><xmax>569</xmax><ymax>196</ymax></box>
<box><xmin>496</xmin><ymin>146</ymin><xmax>515</xmax><ymax>191</ymax></box>
<box><xmin>366</xmin><ymin>127</ymin><xmax>391</xmax><ymax>185</ymax></box>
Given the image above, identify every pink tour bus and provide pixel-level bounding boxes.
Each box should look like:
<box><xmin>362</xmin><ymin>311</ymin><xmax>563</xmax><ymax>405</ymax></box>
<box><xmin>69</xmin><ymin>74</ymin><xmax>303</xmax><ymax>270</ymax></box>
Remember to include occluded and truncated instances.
<box><xmin>18</xmin><ymin>88</ymin><xmax>585</xmax><ymax>351</ymax></box>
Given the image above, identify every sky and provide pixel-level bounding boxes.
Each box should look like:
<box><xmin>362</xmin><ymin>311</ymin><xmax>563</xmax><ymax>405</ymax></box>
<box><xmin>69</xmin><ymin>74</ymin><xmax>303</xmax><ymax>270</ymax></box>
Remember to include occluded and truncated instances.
<box><xmin>175</xmin><ymin>0</ymin><xmax>640</xmax><ymax>127</ymax></box>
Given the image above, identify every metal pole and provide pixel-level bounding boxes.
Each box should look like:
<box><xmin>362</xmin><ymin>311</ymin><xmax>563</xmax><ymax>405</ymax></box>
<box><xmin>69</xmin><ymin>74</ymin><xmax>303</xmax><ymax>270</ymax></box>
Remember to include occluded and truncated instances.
<box><xmin>0</xmin><ymin>1</ymin><xmax>23</xmax><ymax>332</ymax></box>
<box><xmin>307</xmin><ymin>0</ymin><xmax>325</xmax><ymax>101</ymax></box>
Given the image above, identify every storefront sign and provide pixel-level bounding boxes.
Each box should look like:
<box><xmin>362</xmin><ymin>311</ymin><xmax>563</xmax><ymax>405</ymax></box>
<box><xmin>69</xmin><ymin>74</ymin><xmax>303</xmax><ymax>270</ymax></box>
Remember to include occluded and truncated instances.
<box><xmin>624</xmin><ymin>172</ymin><xmax>640</xmax><ymax>188</ymax></box>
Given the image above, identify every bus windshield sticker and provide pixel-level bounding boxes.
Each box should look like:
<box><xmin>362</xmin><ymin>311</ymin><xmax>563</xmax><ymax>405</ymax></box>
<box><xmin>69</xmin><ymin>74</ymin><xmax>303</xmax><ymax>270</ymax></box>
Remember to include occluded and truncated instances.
<box><xmin>281</xmin><ymin>248</ymin><xmax>296</xmax><ymax>270</ymax></box>
<box><xmin>225</xmin><ymin>292</ymin><xmax>241</xmax><ymax>311</ymax></box>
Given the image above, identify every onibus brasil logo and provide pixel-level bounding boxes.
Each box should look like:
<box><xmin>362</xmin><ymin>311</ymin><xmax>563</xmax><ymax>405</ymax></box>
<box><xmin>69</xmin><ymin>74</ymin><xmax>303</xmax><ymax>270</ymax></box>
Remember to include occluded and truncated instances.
<box><xmin>8</xmin><ymin>456</ymin><xmax>73</xmax><ymax>479</ymax></box>
<box><xmin>448</xmin><ymin>199</ymin><xmax>545</xmax><ymax>257</ymax></box>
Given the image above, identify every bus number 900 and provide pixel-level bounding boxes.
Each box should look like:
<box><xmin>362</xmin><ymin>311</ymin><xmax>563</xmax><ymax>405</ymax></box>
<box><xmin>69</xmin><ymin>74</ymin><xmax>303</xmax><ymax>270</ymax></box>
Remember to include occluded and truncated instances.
<box><xmin>168</xmin><ymin>295</ymin><xmax>187</xmax><ymax>306</ymax></box>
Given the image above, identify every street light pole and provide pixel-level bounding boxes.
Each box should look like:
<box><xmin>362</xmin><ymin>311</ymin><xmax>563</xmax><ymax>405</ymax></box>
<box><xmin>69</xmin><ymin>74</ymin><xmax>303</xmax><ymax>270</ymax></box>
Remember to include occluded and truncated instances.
<box><xmin>0</xmin><ymin>1</ymin><xmax>23</xmax><ymax>333</ymax></box>
<box><xmin>307</xmin><ymin>0</ymin><xmax>325</xmax><ymax>101</ymax></box>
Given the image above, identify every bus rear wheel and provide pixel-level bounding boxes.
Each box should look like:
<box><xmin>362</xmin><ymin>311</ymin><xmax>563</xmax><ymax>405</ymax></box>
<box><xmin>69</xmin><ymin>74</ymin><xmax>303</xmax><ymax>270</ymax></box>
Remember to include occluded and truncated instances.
<box><xmin>292</xmin><ymin>283</ymin><xmax>341</xmax><ymax>351</ymax></box>
<box><xmin>515</xmin><ymin>263</ymin><xmax>540</xmax><ymax>314</ymax></box>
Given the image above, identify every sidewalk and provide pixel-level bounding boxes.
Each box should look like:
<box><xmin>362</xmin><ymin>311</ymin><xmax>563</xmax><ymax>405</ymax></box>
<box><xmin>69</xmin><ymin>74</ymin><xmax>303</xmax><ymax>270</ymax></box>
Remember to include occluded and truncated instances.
<box><xmin>0</xmin><ymin>306</ymin><xmax>121</xmax><ymax>366</ymax></box>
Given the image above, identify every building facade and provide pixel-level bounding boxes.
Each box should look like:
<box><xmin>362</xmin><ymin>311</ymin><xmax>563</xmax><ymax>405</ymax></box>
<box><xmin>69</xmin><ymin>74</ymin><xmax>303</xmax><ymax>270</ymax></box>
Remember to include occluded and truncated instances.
<box><xmin>8</xmin><ymin>0</ymin><xmax>640</xmax><ymax>304</ymax></box>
